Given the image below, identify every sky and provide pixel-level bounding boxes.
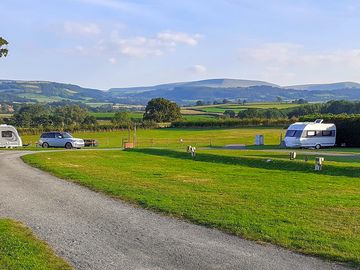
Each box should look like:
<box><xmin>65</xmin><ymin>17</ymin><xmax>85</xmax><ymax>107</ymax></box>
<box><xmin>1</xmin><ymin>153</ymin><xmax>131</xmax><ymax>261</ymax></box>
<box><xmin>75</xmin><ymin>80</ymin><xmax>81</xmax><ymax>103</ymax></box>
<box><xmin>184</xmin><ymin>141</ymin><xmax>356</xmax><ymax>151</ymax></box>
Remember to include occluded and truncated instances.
<box><xmin>1</xmin><ymin>0</ymin><xmax>360</xmax><ymax>89</ymax></box>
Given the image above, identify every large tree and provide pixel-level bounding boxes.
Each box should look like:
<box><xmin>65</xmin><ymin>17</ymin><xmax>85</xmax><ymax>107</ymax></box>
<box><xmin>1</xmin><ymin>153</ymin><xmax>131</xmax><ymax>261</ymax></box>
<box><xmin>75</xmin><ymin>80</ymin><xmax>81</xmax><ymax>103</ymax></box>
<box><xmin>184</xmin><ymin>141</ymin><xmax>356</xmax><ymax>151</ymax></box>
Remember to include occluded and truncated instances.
<box><xmin>0</xmin><ymin>37</ymin><xmax>8</xmax><ymax>58</ymax></box>
<box><xmin>143</xmin><ymin>98</ymin><xmax>181</xmax><ymax>122</ymax></box>
<box><xmin>111</xmin><ymin>111</ymin><xmax>131</xmax><ymax>125</ymax></box>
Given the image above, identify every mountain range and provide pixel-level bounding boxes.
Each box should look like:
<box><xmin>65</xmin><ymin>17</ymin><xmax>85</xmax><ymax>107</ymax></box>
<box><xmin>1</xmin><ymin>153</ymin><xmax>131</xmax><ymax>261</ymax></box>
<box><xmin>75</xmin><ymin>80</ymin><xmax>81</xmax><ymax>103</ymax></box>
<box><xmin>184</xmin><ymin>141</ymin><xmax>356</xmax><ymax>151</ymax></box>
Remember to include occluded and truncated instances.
<box><xmin>1</xmin><ymin>79</ymin><xmax>360</xmax><ymax>105</ymax></box>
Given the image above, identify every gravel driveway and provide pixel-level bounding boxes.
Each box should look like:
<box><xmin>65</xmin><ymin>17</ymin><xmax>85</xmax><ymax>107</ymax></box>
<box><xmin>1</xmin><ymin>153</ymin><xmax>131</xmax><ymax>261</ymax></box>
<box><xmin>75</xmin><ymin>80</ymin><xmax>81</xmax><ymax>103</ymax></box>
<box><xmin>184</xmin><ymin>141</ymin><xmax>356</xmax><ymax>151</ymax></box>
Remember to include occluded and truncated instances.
<box><xmin>0</xmin><ymin>151</ymin><xmax>353</xmax><ymax>270</ymax></box>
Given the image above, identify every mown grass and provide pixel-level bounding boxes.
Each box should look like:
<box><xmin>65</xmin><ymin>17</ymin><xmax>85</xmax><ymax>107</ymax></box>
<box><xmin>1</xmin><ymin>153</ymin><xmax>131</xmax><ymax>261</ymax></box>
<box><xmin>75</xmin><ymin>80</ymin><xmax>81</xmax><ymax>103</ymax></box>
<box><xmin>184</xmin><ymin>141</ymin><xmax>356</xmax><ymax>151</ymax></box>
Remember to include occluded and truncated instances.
<box><xmin>23</xmin><ymin>149</ymin><xmax>360</xmax><ymax>267</ymax></box>
<box><xmin>20</xmin><ymin>127</ymin><xmax>284</xmax><ymax>149</ymax></box>
<box><xmin>0</xmin><ymin>219</ymin><xmax>72</xmax><ymax>270</ymax></box>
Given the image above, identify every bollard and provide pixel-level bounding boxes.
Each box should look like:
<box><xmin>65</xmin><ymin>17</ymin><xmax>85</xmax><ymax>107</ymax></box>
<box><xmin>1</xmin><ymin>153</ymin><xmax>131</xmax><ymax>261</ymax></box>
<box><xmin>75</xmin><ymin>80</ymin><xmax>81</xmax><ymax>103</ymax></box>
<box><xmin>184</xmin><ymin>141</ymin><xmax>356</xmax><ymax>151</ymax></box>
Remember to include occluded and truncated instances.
<box><xmin>289</xmin><ymin>152</ymin><xmax>297</xmax><ymax>160</ymax></box>
<box><xmin>315</xmin><ymin>157</ymin><xmax>324</xmax><ymax>171</ymax></box>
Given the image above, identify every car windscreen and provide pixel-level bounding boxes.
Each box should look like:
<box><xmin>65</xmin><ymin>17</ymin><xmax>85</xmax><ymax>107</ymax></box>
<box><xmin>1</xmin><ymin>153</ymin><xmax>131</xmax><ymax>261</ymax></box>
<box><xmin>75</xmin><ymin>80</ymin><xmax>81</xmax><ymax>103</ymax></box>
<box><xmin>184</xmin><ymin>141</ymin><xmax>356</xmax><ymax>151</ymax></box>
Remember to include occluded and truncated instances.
<box><xmin>285</xmin><ymin>130</ymin><xmax>302</xmax><ymax>138</ymax></box>
<box><xmin>61</xmin><ymin>132</ymin><xmax>73</xmax><ymax>138</ymax></box>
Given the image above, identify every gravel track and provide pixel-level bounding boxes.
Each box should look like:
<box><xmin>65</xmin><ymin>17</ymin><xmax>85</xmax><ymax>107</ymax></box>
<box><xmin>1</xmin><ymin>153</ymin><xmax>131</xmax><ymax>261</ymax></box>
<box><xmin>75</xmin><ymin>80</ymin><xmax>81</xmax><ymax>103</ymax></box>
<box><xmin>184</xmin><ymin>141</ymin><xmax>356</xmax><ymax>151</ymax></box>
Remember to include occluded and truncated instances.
<box><xmin>0</xmin><ymin>150</ymin><xmax>353</xmax><ymax>270</ymax></box>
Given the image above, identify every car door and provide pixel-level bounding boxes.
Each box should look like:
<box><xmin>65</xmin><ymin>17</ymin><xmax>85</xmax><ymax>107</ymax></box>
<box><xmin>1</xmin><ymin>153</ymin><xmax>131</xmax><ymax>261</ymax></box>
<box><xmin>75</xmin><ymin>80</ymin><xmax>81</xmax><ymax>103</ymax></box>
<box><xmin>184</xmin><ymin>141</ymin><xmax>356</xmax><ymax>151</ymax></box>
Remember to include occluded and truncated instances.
<box><xmin>46</xmin><ymin>132</ymin><xmax>57</xmax><ymax>147</ymax></box>
<box><xmin>54</xmin><ymin>132</ymin><xmax>65</xmax><ymax>147</ymax></box>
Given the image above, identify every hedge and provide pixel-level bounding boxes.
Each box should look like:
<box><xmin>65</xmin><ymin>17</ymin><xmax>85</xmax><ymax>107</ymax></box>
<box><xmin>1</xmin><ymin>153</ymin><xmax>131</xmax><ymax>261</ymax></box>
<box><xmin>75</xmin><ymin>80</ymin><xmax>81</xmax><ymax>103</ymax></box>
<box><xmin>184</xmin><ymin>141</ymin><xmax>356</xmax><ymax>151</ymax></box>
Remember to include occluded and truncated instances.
<box><xmin>16</xmin><ymin>121</ymin><xmax>158</xmax><ymax>135</ymax></box>
<box><xmin>172</xmin><ymin>118</ymin><xmax>294</xmax><ymax>128</ymax></box>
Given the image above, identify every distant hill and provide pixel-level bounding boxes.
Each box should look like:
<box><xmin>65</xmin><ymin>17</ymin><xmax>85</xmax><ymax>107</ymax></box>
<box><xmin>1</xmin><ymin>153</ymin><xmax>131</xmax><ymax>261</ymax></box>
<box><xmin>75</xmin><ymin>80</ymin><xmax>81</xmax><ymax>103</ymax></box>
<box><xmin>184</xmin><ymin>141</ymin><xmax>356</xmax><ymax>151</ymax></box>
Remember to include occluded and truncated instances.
<box><xmin>1</xmin><ymin>78</ymin><xmax>360</xmax><ymax>105</ymax></box>
<box><xmin>285</xmin><ymin>82</ymin><xmax>360</xmax><ymax>91</ymax></box>
<box><xmin>0</xmin><ymin>80</ymin><xmax>109</xmax><ymax>103</ymax></box>
<box><xmin>109</xmin><ymin>79</ymin><xmax>278</xmax><ymax>94</ymax></box>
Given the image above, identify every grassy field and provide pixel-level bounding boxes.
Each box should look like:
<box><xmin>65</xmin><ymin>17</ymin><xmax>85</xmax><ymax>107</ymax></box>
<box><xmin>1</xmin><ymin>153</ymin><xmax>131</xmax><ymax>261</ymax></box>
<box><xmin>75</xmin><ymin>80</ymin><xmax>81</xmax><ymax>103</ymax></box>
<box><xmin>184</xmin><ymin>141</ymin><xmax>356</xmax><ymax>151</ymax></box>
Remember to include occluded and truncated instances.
<box><xmin>20</xmin><ymin>127</ymin><xmax>284</xmax><ymax>149</ymax></box>
<box><xmin>91</xmin><ymin>111</ymin><xmax>217</xmax><ymax>121</ymax></box>
<box><xmin>188</xmin><ymin>103</ymin><xmax>301</xmax><ymax>114</ymax></box>
<box><xmin>23</xmin><ymin>149</ymin><xmax>360</xmax><ymax>267</ymax></box>
<box><xmin>182</xmin><ymin>114</ymin><xmax>217</xmax><ymax>121</ymax></box>
<box><xmin>90</xmin><ymin>112</ymin><xmax>144</xmax><ymax>120</ymax></box>
<box><xmin>0</xmin><ymin>219</ymin><xmax>72</xmax><ymax>270</ymax></box>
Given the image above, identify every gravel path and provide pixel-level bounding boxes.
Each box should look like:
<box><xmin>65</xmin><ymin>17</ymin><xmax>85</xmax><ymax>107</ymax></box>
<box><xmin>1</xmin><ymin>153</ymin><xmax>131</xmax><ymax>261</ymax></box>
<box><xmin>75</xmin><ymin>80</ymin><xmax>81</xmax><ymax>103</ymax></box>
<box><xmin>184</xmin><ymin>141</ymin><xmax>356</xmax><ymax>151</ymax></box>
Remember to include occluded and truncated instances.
<box><xmin>0</xmin><ymin>151</ymin><xmax>353</xmax><ymax>270</ymax></box>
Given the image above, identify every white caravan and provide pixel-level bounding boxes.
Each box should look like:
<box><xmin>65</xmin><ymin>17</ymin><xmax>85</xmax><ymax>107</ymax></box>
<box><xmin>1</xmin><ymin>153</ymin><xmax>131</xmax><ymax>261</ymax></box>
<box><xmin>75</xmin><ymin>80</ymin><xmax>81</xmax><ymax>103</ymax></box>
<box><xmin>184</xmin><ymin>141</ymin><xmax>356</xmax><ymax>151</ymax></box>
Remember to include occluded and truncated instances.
<box><xmin>284</xmin><ymin>119</ymin><xmax>336</xmax><ymax>149</ymax></box>
<box><xmin>0</xmin><ymin>125</ymin><xmax>23</xmax><ymax>148</ymax></box>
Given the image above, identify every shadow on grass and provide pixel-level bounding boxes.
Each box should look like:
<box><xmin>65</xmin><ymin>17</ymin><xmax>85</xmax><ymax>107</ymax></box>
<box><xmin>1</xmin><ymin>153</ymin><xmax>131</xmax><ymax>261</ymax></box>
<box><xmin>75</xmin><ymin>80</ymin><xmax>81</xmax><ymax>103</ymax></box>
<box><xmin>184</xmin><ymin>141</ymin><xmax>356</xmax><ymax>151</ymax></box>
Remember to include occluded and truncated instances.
<box><xmin>242</xmin><ymin>152</ymin><xmax>360</xmax><ymax>164</ymax></box>
<box><xmin>130</xmin><ymin>148</ymin><xmax>360</xmax><ymax>179</ymax></box>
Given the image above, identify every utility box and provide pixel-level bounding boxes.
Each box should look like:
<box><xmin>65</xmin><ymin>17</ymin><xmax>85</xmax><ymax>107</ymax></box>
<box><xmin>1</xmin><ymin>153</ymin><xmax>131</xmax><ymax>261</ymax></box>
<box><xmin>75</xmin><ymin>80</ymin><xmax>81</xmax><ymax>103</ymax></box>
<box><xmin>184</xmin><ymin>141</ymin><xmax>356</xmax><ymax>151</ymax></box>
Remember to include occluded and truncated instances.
<box><xmin>255</xmin><ymin>135</ymin><xmax>264</xmax><ymax>146</ymax></box>
<box><xmin>124</xmin><ymin>142</ymin><xmax>134</xmax><ymax>149</ymax></box>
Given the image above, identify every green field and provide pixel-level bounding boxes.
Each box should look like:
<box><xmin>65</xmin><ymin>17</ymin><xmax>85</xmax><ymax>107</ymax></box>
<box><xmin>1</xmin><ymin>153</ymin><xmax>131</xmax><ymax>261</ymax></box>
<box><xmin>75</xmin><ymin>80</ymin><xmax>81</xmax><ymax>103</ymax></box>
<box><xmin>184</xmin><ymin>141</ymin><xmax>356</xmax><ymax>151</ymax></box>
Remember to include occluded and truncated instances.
<box><xmin>0</xmin><ymin>219</ymin><xmax>72</xmax><ymax>270</ymax></box>
<box><xmin>85</xmin><ymin>102</ymin><xmax>113</xmax><ymax>108</ymax></box>
<box><xmin>20</xmin><ymin>127</ymin><xmax>284</xmax><ymax>149</ymax></box>
<box><xmin>189</xmin><ymin>103</ymin><xmax>301</xmax><ymax>114</ymax></box>
<box><xmin>182</xmin><ymin>114</ymin><xmax>217</xmax><ymax>121</ymax></box>
<box><xmin>23</xmin><ymin>149</ymin><xmax>360</xmax><ymax>267</ymax></box>
<box><xmin>90</xmin><ymin>111</ymin><xmax>216</xmax><ymax>121</ymax></box>
<box><xmin>16</xmin><ymin>93</ymin><xmax>65</xmax><ymax>103</ymax></box>
<box><xmin>90</xmin><ymin>112</ymin><xmax>144</xmax><ymax>120</ymax></box>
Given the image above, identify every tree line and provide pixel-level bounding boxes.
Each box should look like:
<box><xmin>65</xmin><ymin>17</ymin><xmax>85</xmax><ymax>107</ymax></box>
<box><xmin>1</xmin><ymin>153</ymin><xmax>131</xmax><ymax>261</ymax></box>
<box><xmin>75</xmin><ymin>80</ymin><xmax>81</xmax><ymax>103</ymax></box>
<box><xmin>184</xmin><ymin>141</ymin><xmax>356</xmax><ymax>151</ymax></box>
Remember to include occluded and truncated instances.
<box><xmin>2</xmin><ymin>98</ymin><xmax>182</xmax><ymax>129</ymax></box>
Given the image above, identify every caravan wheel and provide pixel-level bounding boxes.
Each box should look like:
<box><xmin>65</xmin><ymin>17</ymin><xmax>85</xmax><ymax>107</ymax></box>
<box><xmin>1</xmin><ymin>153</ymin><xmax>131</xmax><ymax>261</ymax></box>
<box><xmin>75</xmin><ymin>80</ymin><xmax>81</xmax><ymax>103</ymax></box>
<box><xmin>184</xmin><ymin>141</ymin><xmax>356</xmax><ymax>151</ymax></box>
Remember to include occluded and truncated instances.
<box><xmin>315</xmin><ymin>144</ymin><xmax>321</xmax><ymax>150</ymax></box>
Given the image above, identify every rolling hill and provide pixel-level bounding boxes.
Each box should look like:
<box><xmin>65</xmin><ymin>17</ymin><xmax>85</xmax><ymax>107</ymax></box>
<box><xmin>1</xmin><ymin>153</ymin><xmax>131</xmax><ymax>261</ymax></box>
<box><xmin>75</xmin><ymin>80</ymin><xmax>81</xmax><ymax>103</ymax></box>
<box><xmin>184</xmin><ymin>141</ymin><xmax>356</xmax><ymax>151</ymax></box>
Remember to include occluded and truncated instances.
<box><xmin>0</xmin><ymin>80</ymin><xmax>109</xmax><ymax>103</ymax></box>
<box><xmin>1</xmin><ymin>79</ymin><xmax>360</xmax><ymax>105</ymax></box>
<box><xmin>285</xmin><ymin>82</ymin><xmax>360</xmax><ymax>91</ymax></box>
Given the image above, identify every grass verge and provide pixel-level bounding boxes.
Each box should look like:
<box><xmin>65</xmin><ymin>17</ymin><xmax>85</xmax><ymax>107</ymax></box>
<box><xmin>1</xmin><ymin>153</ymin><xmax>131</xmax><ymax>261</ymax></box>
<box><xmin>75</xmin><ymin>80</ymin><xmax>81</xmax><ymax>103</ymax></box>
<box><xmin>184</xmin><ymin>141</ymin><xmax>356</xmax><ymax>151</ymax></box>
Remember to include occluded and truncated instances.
<box><xmin>0</xmin><ymin>219</ymin><xmax>72</xmax><ymax>270</ymax></box>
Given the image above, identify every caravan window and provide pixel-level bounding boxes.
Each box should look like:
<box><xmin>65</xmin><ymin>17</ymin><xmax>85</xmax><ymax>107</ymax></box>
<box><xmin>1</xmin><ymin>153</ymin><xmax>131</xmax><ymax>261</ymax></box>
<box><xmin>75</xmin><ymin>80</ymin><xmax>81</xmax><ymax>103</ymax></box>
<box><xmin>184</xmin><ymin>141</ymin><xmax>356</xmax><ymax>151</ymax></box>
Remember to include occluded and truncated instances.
<box><xmin>306</xmin><ymin>131</ymin><xmax>316</xmax><ymax>137</ymax></box>
<box><xmin>285</xmin><ymin>130</ymin><xmax>302</xmax><ymax>138</ymax></box>
<box><xmin>322</xmin><ymin>130</ymin><xmax>334</xmax><ymax>137</ymax></box>
<box><xmin>1</xmin><ymin>131</ymin><xmax>13</xmax><ymax>138</ymax></box>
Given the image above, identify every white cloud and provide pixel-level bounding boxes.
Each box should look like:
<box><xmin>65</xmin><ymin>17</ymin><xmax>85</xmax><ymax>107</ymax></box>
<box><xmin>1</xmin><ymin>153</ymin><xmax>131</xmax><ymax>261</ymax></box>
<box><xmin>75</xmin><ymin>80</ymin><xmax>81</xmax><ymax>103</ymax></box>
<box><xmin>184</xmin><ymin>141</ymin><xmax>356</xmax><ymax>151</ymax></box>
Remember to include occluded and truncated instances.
<box><xmin>239</xmin><ymin>43</ymin><xmax>360</xmax><ymax>84</ymax></box>
<box><xmin>61</xmin><ymin>26</ymin><xmax>202</xmax><ymax>58</ymax></box>
<box><xmin>62</xmin><ymin>22</ymin><xmax>101</xmax><ymax>36</ymax></box>
<box><xmin>240</xmin><ymin>43</ymin><xmax>360</xmax><ymax>67</ymax></box>
<box><xmin>188</xmin><ymin>64</ymin><xmax>207</xmax><ymax>74</ymax></box>
<box><xmin>157</xmin><ymin>31</ymin><xmax>201</xmax><ymax>46</ymax></box>
<box><xmin>110</xmin><ymin>31</ymin><xmax>201</xmax><ymax>58</ymax></box>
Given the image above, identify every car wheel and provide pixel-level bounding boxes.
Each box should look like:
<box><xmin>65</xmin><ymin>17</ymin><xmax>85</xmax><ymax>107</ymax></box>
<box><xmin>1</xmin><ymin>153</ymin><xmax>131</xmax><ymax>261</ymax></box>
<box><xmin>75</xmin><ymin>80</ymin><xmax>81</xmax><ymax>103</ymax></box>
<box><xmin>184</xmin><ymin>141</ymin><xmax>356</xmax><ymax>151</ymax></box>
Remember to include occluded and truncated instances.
<box><xmin>65</xmin><ymin>142</ymin><xmax>73</xmax><ymax>149</ymax></box>
<box><xmin>42</xmin><ymin>142</ymin><xmax>49</xmax><ymax>148</ymax></box>
<box><xmin>315</xmin><ymin>144</ymin><xmax>321</xmax><ymax>150</ymax></box>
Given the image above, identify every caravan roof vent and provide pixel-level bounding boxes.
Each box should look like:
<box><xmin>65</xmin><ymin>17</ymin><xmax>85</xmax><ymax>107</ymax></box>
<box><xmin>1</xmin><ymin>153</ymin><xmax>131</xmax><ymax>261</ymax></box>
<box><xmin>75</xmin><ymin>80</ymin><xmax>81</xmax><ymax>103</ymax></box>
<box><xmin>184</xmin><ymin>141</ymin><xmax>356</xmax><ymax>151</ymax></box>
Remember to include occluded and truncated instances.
<box><xmin>314</xmin><ymin>119</ymin><xmax>324</xmax><ymax>124</ymax></box>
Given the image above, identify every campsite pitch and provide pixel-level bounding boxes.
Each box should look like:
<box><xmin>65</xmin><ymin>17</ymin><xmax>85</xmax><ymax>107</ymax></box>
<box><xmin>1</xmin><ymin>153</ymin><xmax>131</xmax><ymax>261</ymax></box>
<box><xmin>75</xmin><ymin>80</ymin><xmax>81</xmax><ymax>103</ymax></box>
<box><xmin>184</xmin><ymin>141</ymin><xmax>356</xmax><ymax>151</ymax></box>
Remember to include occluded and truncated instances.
<box><xmin>23</xmin><ymin>149</ymin><xmax>360</xmax><ymax>267</ymax></box>
<box><xmin>20</xmin><ymin>127</ymin><xmax>284</xmax><ymax>149</ymax></box>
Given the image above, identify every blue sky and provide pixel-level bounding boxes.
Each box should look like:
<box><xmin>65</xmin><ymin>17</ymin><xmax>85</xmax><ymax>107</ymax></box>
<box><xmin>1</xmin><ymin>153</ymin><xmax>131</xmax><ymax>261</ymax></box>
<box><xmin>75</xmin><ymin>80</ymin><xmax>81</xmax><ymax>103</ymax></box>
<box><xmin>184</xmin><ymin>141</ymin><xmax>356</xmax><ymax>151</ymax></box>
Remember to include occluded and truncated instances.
<box><xmin>1</xmin><ymin>0</ymin><xmax>360</xmax><ymax>89</ymax></box>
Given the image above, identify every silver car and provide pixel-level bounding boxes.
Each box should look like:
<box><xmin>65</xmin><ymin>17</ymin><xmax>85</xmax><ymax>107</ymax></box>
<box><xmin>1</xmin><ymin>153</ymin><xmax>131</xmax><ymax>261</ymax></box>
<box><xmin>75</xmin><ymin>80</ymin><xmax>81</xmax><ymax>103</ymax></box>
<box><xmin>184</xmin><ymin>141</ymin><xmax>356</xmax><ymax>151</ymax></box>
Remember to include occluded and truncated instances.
<box><xmin>39</xmin><ymin>132</ymin><xmax>85</xmax><ymax>149</ymax></box>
